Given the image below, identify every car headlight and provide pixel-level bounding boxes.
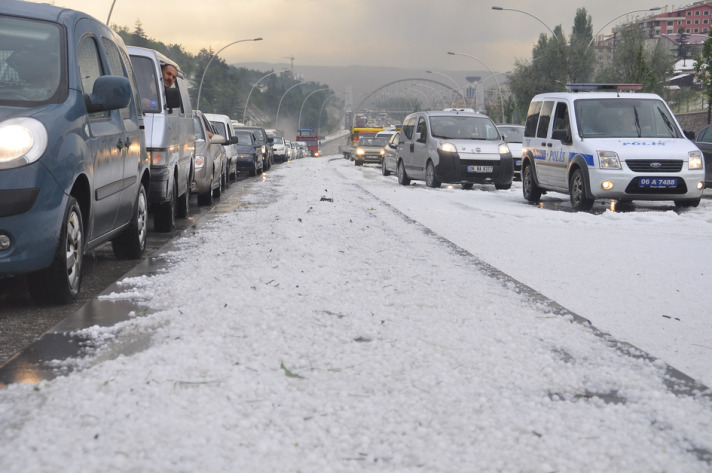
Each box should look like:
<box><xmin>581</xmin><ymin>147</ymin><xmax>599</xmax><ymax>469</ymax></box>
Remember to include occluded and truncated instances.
<box><xmin>380</xmin><ymin>149</ymin><xmax>385</xmax><ymax>155</ymax></box>
<box><xmin>356</xmin><ymin>148</ymin><xmax>365</xmax><ymax>156</ymax></box>
<box><xmin>498</xmin><ymin>143</ymin><xmax>511</xmax><ymax>155</ymax></box>
<box><xmin>597</xmin><ymin>151</ymin><xmax>621</xmax><ymax>169</ymax></box>
<box><xmin>689</xmin><ymin>150</ymin><xmax>703</xmax><ymax>169</ymax></box>
<box><xmin>194</xmin><ymin>155</ymin><xmax>205</xmax><ymax>168</ymax></box>
<box><xmin>261</xmin><ymin>145</ymin><xmax>266</xmax><ymax>154</ymax></box>
<box><xmin>0</xmin><ymin>118</ymin><xmax>48</xmax><ymax>170</ymax></box>
<box><xmin>438</xmin><ymin>142</ymin><xmax>457</xmax><ymax>153</ymax></box>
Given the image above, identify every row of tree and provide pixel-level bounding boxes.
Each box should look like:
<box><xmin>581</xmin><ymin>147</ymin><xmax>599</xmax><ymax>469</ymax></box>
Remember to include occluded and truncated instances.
<box><xmin>492</xmin><ymin>8</ymin><xmax>704</xmax><ymax>124</ymax></box>
<box><xmin>114</xmin><ymin>22</ymin><xmax>342</xmax><ymax>137</ymax></box>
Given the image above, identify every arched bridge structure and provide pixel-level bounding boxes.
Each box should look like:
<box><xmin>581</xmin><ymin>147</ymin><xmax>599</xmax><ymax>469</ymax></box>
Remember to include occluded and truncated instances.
<box><xmin>353</xmin><ymin>78</ymin><xmax>465</xmax><ymax>125</ymax></box>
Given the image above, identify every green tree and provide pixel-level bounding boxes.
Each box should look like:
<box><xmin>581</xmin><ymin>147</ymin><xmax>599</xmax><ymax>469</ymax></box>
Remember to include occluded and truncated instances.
<box><xmin>596</xmin><ymin>24</ymin><xmax>674</xmax><ymax>94</ymax></box>
<box><xmin>694</xmin><ymin>27</ymin><xmax>712</xmax><ymax>123</ymax></box>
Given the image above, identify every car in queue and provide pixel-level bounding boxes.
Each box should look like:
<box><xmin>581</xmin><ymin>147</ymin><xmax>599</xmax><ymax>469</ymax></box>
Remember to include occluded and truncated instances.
<box><xmin>381</xmin><ymin>132</ymin><xmax>401</xmax><ymax>176</ymax></box>
<box><xmin>237</xmin><ymin>126</ymin><xmax>273</xmax><ymax>170</ymax></box>
<box><xmin>496</xmin><ymin>124</ymin><xmax>524</xmax><ymax>179</ymax></box>
<box><xmin>205</xmin><ymin>113</ymin><xmax>238</xmax><ymax>181</ymax></box>
<box><xmin>0</xmin><ymin>1</ymin><xmax>151</xmax><ymax>304</ymax></box>
<box><xmin>396</xmin><ymin>109</ymin><xmax>513</xmax><ymax>189</ymax></box>
<box><xmin>521</xmin><ymin>84</ymin><xmax>706</xmax><ymax>210</ymax></box>
<box><xmin>354</xmin><ymin>136</ymin><xmax>388</xmax><ymax>166</ymax></box>
<box><xmin>691</xmin><ymin>124</ymin><xmax>712</xmax><ymax>187</ymax></box>
<box><xmin>271</xmin><ymin>135</ymin><xmax>288</xmax><ymax>163</ymax></box>
<box><xmin>128</xmin><ymin>46</ymin><xmax>195</xmax><ymax>232</ymax></box>
<box><xmin>234</xmin><ymin>129</ymin><xmax>264</xmax><ymax>176</ymax></box>
<box><xmin>192</xmin><ymin>111</ymin><xmax>228</xmax><ymax>205</ymax></box>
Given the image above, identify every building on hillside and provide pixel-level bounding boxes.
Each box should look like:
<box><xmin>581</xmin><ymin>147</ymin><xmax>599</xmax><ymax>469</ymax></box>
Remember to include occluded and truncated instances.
<box><xmin>592</xmin><ymin>2</ymin><xmax>712</xmax><ymax>70</ymax></box>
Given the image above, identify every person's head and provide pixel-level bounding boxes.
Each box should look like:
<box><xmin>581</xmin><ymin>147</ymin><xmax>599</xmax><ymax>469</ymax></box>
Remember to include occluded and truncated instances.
<box><xmin>161</xmin><ymin>64</ymin><xmax>178</xmax><ymax>88</ymax></box>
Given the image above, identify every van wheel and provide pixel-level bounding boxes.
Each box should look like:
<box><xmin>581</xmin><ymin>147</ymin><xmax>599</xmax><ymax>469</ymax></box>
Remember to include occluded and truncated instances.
<box><xmin>495</xmin><ymin>182</ymin><xmax>512</xmax><ymax>190</ymax></box>
<box><xmin>198</xmin><ymin>179</ymin><xmax>214</xmax><ymax>205</ymax></box>
<box><xmin>425</xmin><ymin>160</ymin><xmax>441</xmax><ymax>188</ymax></box>
<box><xmin>674</xmin><ymin>198</ymin><xmax>701</xmax><ymax>208</ymax></box>
<box><xmin>569</xmin><ymin>168</ymin><xmax>594</xmax><ymax>211</ymax></box>
<box><xmin>176</xmin><ymin>183</ymin><xmax>189</xmax><ymax>219</ymax></box>
<box><xmin>112</xmin><ymin>184</ymin><xmax>148</xmax><ymax>259</ymax></box>
<box><xmin>382</xmin><ymin>159</ymin><xmax>391</xmax><ymax>176</ymax></box>
<box><xmin>28</xmin><ymin>197</ymin><xmax>83</xmax><ymax>304</ymax></box>
<box><xmin>397</xmin><ymin>160</ymin><xmax>411</xmax><ymax>186</ymax></box>
<box><xmin>522</xmin><ymin>163</ymin><xmax>542</xmax><ymax>202</ymax></box>
<box><xmin>154</xmin><ymin>179</ymin><xmax>176</xmax><ymax>232</ymax></box>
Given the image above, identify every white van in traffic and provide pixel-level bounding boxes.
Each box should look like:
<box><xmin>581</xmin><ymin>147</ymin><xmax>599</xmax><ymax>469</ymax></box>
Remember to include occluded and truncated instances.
<box><xmin>521</xmin><ymin>84</ymin><xmax>706</xmax><ymax>210</ymax></box>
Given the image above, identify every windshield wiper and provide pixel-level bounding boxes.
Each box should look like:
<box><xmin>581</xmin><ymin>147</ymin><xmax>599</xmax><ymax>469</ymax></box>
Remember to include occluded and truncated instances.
<box><xmin>633</xmin><ymin>106</ymin><xmax>641</xmax><ymax>137</ymax></box>
<box><xmin>656</xmin><ymin>106</ymin><xmax>677</xmax><ymax>137</ymax></box>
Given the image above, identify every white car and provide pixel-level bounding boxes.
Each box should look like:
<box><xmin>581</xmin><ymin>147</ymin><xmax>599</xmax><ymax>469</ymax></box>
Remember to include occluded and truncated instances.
<box><xmin>521</xmin><ymin>84</ymin><xmax>706</xmax><ymax>210</ymax></box>
<box><xmin>496</xmin><ymin>124</ymin><xmax>524</xmax><ymax>179</ymax></box>
<box><xmin>396</xmin><ymin>109</ymin><xmax>514</xmax><ymax>189</ymax></box>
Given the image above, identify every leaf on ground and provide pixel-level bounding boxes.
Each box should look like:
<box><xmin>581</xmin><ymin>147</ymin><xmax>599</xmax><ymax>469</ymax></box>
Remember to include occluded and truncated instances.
<box><xmin>280</xmin><ymin>361</ymin><xmax>305</xmax><ymax>379</ymax></box>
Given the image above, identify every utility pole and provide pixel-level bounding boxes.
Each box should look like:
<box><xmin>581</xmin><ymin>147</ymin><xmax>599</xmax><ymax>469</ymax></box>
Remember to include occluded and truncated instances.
<box><xmin>284</xmin><ymin>55</ymin><xmax>295</xmax><ymax>77</ymax></box>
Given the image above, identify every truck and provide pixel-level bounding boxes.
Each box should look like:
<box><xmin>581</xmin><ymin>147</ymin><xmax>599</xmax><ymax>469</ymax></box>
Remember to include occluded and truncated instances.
<box><xmin>296</xmin><ymin>129</ymin><xmax>319</xmax><ymax>157</ymax></box>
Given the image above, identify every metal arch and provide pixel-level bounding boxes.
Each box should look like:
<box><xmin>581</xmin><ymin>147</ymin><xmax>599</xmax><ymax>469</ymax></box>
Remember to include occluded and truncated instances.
<box><xmin>355</xmin><ymin>78</ymin><xmax>459</xmax><ymax>112</ymax></box>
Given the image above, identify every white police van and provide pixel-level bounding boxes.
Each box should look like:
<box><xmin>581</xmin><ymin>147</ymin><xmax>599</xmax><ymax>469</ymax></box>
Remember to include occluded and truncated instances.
<box><xmin>521</xmin><ymin>84</ymin><xmax>706</xmax><ymax>210</ymax></box>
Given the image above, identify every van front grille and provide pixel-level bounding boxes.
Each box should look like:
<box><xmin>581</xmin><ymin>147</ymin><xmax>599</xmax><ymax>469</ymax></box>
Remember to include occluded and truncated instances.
<box><xmin>626</xmin><ymin>160</ymin><xmax>682</xmax><ymax>173</ymax></box>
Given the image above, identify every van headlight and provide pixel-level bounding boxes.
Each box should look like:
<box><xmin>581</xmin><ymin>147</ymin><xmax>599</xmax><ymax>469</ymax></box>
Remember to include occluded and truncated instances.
<box><xmin>598</xmin><ymin>151</ymin><xmax>621</xmax><ymax>169</ymax></box>
<box><xmin>498</xmin><ymin>143</ymin><xmax>510</xmax><ymax>155</ymax></box>
<box><xmin>356</xmin><ymin>148</ymin><xmax>365</xmax><ymax>156</ymax></box>
<box><xmin>689</xmin><ymin>150</ymin><xmax>703</xmax><ymax>169</ymax></box>
<box><xmin>0</xmin><ymin>118</ymin><xmax>48</xmax><ymax>170</ymax></box>
<box><xmin>438</xmin><ymin>142</ymin><xmax>457</xmax><ymax>153</ymax></box>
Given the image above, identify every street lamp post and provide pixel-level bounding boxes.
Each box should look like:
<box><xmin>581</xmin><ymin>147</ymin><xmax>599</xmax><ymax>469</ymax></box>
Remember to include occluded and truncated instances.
<box><xmin>275</xmin><ymin>81</ymin><xmax>308</xmax><ymax>131</ymax></box>
<box><xmin>298</xmin><ymin>87</ymin><xmax>329</xmax><ymax>130</ymax></box>
<box><xmin>491</xmin><ymin>6</ymin><xmax>558</xmax><ymax>39</ymax></box>
<box><xmin>243</xmin><ymin>69</ymin><xmax>288</xmax><ymax>124</ymax></box>
<box><xmin>196</xmin><ymin>37</ymin><xmax>263</xmax><ymax>111</ymax></box>
<box><xmin>106</xmin><ymin>0</ymin><xmax>117</xmax><ymax>24</ymax></box>
<box><xmin>317</xmin><ymin>92</ymin><xmax>342</xmax><ymax>137</ymax></box>
<box><xmin>426</xmin><ymin>70</ymin><xmax>467</xmax><ymax>108</ymax></box>
<box><xmin>447</xmin><ymin>52</ymin><xmax>506</xmax><ymax>123</ymax></box>
<box><xmin>586</xmin><ymin>8</ymin><xmax>662</xmax><ymax>52</ymax></box>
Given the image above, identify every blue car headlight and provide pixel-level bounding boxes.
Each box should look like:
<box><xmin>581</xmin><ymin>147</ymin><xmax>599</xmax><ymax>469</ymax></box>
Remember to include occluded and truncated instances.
<box><xmin>0</xmin><ymin>118</ymin><xmax>48</xmax><ymax>170</ymax></box>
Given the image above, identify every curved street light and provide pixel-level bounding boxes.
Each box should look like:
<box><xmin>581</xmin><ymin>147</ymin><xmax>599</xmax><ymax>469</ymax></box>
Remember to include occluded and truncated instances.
<box><xmin>298</xmin><ymin>87</ymin><xmax>330</xmax><ymax>130</ymax></box>
<box><xmin>447</xmin><ymin>52</ymin><xmax>505</xmax><ymax>123</ymax></box>
<box><xmin>196</xmin><ymin>37</ymin><xmax>263</xmax><ymax>111</ymax></box>
<box><xmin>491</xmin><ymin>6</ymin><xmax>558</xmax><ymax>39</ymax></box>
<box><xmin>275</xmin><ymin>81</ymin><xmax>308</xmax><ymax>131</ymax></box>
<box><xmin>586</xmin><ymin>7</ymin><xmax>662</xmax><ymax>52</ymax></box>
<box><xmin>106</xmin><ymin>0</ymin><xmax>117</xmax><ymax>24</ymax></box>
<box><xmin>426</xmin><ymin>70</ymin><xmax>467</xmax><ymax>107</ymax></box>
<box><xmin>317</xmin><ymin>92</ymin><xmax>342</xmax><ymax>137</ymax></box>
<box><xmin>243</xmin><ymin>68</ymin><xmax>288</xmax><ymax>124</ymax></box>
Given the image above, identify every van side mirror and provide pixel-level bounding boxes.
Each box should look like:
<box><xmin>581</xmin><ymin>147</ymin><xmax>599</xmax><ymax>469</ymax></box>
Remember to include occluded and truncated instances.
<box><xmin>415</xmin><ymin>131</ymin><xmax>424</xmax><ymax>143</ymax></box>
<box><xmin>684</xmin><ymin>130</ymin><xmax>696</xmax><ymax>140</ymax></box>
<box><xmin>267</xmin><ymin>136</ymin><xmax>274</xmax><ymax>143</ymax></box>
<box><xmin>85</xmin><ymin>76</ymin><xmax>131</xmax><ymax>113</ymax></box>
<box><xmin>551</xmin><ymin>129</ymin><xmax>572</xmax><ymax>145</ymax></box>
<box><xmin>164</xmin><ymin>87</ymin><xmax>181</xmax><ymax>110</ymax></box>
<box><xmin>229</xmin><ymin>136</ymin><xmax>239</xmax><ymax>144</ymax></box>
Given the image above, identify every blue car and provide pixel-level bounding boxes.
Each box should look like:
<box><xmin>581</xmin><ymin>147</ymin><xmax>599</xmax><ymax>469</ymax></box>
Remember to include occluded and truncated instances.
<box><xmin>0</xmin><ymin>1</ymin><xmax>151</xmax><ymax>303</ymax></box>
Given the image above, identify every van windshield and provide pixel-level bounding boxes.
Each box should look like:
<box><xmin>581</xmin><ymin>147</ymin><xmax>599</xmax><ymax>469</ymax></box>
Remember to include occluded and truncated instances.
<box><xmin>430</xmin><ymin>116</ymin><xmax>501</xmax><ymax>141</ymax></box>
<box><xmin>574</xmin><ymin>98</ymin><xmax>681</xmax><ymax>139</ymax></box>
<box><xmin>0</xmin><ymin>16</ymin><xmax>65</xmax><ymax>106</ymax></box>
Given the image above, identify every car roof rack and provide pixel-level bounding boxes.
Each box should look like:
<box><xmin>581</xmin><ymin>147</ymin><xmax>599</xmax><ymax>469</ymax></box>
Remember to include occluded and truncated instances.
<box><xmin>565</xmin><ymin>83</ymin><xmax>643</xmax><ymax>92</ymax></box>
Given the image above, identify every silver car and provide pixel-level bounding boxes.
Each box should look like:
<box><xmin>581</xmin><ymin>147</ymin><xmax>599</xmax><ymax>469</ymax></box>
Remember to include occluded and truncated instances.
<box><xmin>192</xmin><ymin>111</ymin><xmax>227</xmax><ymax>206</ymax></box>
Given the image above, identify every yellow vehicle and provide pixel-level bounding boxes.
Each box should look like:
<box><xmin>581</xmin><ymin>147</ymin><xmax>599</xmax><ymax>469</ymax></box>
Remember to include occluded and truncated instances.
<box><xmin>343</xmin><ymin>127</ymin><xmax>383</xmax><ymax>160</ymax></box>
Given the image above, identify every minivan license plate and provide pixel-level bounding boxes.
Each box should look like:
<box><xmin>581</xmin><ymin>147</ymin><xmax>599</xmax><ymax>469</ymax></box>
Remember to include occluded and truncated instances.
<box><xmin>468</xmin><ymin>165</ymin><xmax>493</xmax><ymax>173</ymax></box>
<box><xmin>639</xmin><ymin>177</ymin><xmax>677</xmax><ymax>188</ymax></box>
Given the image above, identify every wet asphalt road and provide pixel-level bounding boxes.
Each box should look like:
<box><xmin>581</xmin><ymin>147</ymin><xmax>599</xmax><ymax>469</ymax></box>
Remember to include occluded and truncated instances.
<box><xmin>0</xmin><ymin>174</ymin><xmax>253</xmax><ymax>366</ymax></box>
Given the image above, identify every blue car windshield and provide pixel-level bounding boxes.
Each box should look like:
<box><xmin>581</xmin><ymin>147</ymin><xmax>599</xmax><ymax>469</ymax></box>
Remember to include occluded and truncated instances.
<box><xmin>0</xmin><ymin>15</ymin><xmax>65</xmax><ymax>106</ymax></box>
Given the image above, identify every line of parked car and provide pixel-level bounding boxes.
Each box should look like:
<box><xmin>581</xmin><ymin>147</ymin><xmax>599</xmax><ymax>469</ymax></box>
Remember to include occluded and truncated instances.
<box><xmin>0</xmin><ymin>1</ymin><xmax>287</xmax><ymax>305</ymax></box>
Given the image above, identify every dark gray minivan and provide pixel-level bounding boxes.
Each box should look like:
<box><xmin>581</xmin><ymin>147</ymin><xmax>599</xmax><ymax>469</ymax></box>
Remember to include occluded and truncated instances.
<box><xmin>0</xmin><ymin>1</ymin><xmax>151</xmax><ymax>303</ymax></box>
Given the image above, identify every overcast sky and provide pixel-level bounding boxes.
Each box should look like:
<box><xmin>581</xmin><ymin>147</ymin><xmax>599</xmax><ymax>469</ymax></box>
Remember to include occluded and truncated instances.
<box><xmin>49</xmin><ymin>0</ymin><xmax>669</xmax><ymax>73</ymax></box>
